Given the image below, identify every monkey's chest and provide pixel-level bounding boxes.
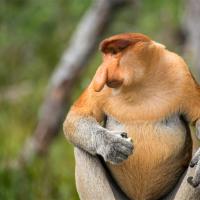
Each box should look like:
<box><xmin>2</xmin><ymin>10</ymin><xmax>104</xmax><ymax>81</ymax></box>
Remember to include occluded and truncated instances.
<box><xmin>105</xmin><ymin>116</ymin><xmax>192</xmax><ymax>200</ymax></box>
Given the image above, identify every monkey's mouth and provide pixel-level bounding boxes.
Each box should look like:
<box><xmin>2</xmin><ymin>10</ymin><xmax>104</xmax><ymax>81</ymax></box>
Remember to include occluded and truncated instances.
<box><xmin>106</xmin><ymin>80</ymin><xmax>123</xmax><ymax>88</ymax></box>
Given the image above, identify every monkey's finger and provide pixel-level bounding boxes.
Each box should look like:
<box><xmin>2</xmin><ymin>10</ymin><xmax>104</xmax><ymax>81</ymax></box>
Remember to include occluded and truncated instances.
<box><xmin>110</xmin><ymin>131</ymin><xmax>127</xmax><ymax>137</ymax></box>
<box><xmin>110</xmin><ymin>158</ymin><xmax>124</xmax><ymax>165</ymax></box>
<box><xmin>114</xmin><ymin>143</ymin><xmax>133</xmax><ymax>156</ymax></box>
<box><xmin>190</xmin><ymin>148</ymin><xmax>200</xmax><ymax>167</ymax></box>
<box><xmin>115</xmin><ymin>138</ymin><xmax>134</xmax><ymax>149</ymax></box>
<box><xmin>116</xmin><ymin>151</ymin><xmax>129</xmax><ymax>160</ymax></box>
<box><xmin>188</xmin><ymin>159</ymin><xmax>200</xmax><ymax>188</ymax></box>
<box><xmin>120</xmin><ymin>132</ymin><xmax>128</xmax><ymax>138</ymax></box>
<box><xmin>127</xmin><ymin>137</ymin><xmax>133</xmax><ymax>143</ymax></box>
<box><xmin>110</xmin><ymin>131</ymin><xmax>132</xmax><ymax>142</ymax></box>
<box><xmin>193</xmin><ymin>161</ymin><xmax>200</xmax><ymax>187</ymax></box>
<box><xmin>187</xmin><ymin>177</ymin><xmax>197</xmax><ymax>188</ymax></box>
<box><xmin>110</xmin><ymin>152</ymin><xmax>128</xmax><ymax>164</ymax></box>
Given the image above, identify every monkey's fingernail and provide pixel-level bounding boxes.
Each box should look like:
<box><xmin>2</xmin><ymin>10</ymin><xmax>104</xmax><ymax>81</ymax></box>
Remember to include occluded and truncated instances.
<box><xmin>187</xmin><ymin>177</ymin><xmax>193</xmax><ymax>185</ymax></box>
<box><xmin>187</xmin><ymin>177</ymin><xmax>199</xmax><ymax>188</ymax></box>
<box><xmin>121</xmin><ymin>132</ymin><xmax>128</xmax><ymax>138</ymax></box>
<box><xmin>127</xmin><ymin>138</ymin><xmax>133</xmax><ymax>143</ymax></box>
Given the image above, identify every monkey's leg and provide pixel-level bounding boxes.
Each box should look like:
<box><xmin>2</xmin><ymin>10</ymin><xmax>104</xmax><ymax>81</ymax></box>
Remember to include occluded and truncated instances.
<box><xmin>74</xmin><ymin>147</ymin><xmax>130</xmax><ymax>200</ymax></box>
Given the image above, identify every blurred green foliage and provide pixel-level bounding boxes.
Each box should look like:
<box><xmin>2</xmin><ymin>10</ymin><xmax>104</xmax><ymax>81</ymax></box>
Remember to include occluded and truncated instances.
<box><xmin>0</xmin><ymin>0</ymin><xmax>183</xmax><ymax>199</ymax></box>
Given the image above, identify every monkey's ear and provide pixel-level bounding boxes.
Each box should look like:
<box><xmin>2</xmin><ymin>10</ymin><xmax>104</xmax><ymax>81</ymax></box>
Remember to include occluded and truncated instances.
<box><xmin>92</xmin><ymin>66</ymin><xmax>108</xmax><ymax>92</ymax></box>
<box><xmin>99</xmin><ymin>39</ymin><xmax>132</xmax><ymax>54</ymax></box>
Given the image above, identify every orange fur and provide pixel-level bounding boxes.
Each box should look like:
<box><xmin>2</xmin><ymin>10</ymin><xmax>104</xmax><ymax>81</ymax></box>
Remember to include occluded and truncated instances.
<box><xmin>106</xmin><ymin>119</ymin><xmax>192</xmax><ymax>200</ymax></box>
<box><xmin>66</xmin><ymin>33</ymin><xmax>200</xmax><ymax>200</ymax></box>
<box><xmin>75</xmin><ymin>33</ymin><xmax>200</xmax><ymax>123</ymax></box>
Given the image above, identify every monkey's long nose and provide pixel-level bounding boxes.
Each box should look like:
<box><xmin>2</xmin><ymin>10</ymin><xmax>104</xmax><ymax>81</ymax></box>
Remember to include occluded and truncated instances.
<box><xmin>106</xmin><ymin>66</ymin><xmax>123</xmax><ymax>88</ymax></box>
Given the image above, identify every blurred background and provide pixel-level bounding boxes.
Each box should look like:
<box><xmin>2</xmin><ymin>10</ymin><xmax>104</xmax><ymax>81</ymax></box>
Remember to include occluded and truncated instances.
<box><xmin>0</xmin><ymin>0</ymin><xmax>199</xmax><ymax>199</ymax></box>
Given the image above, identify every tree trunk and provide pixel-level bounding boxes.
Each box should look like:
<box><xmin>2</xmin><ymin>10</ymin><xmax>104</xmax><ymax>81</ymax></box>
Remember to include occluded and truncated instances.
<box><xmin>183</xmin><ymin>0</ymin><xmax>200</xmax><ymax>81</ymax></box>
<box><xmin>174</xmin><ymin>1</ymin><xmax>200</xmax><ymax>197</ymax></box>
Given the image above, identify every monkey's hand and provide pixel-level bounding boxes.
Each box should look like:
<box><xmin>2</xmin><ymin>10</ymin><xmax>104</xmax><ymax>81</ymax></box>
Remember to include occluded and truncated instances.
<box><xmin>96</xmin><ymin>131</ymin><xmax>134</xmax><ymax>164</ymax></box>
<box><xmin>188</xmin><ymin>148</ymin><xmax>200</xmax><ymax>188</ymax></box>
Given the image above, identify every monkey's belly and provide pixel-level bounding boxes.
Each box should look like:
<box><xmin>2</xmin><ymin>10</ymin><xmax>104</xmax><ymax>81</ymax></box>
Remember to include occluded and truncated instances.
<box><xmin>105</xmin><ymin>116</ymin><xmax>192</xmax><ymax>200</ymax></box>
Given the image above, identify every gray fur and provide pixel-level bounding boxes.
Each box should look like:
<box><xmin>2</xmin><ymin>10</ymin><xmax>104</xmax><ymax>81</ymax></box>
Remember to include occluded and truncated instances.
<box><xmin>173</xmin><ymin>166</ymin><xmax>200</xmax><ymax>200</ymax></box>
<box><xmin>75</xmin><ymin>147</ymin><xmax>200</xmax><ymax>200</ymax></box>
<box><xmin>64</xmin><ymin>117</ymin><xmax>133</xmax><ymax>164</ymax></box>
<box><xmin>189</xmin><ymin>147</ymin><xmax>200</xmax><ymax>187</ymax></box>
<box><xmin>75</xmin><ymin>148</ymin><xmax>129</xmax><ymax>200</ymax></box>
<box><xmin>96</xmin><ymin>129</ymin><xmax>133</xmax><ymax>164</ymax></box>
<box><xmin>65</xmin><ymin>115</ymin><xmax>200</xmax><ymax>200</ymax></box>
<box><xmin>106</xmin><ymin>116</ymin><xmax>125</xmax><ymax>132</ymax></box>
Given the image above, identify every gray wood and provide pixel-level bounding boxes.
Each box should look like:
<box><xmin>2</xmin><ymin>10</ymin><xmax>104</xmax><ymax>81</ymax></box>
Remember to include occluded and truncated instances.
<box><xmin>184</xmin><ymin>0</ymin><xmax>200</xmax><ymax>81</ymax></box>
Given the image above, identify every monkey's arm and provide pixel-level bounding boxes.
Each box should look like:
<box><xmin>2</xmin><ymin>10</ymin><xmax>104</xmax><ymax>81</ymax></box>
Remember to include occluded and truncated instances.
<box><xmin>63</xmin><ymin>87</ymin><xmax>133</xmax><ymax>164</ymax></box>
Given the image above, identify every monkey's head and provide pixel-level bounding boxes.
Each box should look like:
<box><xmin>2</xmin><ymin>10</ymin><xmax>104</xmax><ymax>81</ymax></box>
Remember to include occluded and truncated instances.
<box><xmin>93</xmin><ymin>33</ymin><xmax>166</xmax><ymax>92</ymax></box>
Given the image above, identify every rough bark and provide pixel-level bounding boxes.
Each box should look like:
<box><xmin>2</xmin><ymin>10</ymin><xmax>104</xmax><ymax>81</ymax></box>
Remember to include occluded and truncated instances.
<box><xmin>19</xmin><ymin>0</ymin><xmax>131</xmax><ymax>164</ymax></box>
<box><xmin>173</xmin><ymin>2</ymin><xmax>200</xmax><ymax>198</ymax></box>
<box><xmin>183</xmin><ymin>0</ymin><xmax>200</xmax><ymax>81</ymax></box>
<box><xmin>159</xmin><ymin>1</ymin><xmax>200</xmax><ymax>198</ymax></box>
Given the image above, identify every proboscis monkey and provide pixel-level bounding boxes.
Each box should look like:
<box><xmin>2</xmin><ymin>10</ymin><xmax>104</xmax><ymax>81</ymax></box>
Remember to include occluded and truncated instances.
<box><xmin>63</xmin><ymin>33</ymin><xmax>200</xmax><ymax>200</ymax></box>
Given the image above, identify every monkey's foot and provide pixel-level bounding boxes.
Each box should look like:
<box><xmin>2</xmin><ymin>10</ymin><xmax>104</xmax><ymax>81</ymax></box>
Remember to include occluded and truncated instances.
<box><xmin>188</xmin><ymin>148</ymin><xmax>200</xmax><ymax>188</ymax></box>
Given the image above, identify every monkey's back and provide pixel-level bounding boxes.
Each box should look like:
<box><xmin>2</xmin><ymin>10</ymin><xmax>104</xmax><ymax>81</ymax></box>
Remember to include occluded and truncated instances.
<box><xmin>105</xmin><ymin>115</ymin><xmax>192</xmax><ymax>200</ymax></box>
